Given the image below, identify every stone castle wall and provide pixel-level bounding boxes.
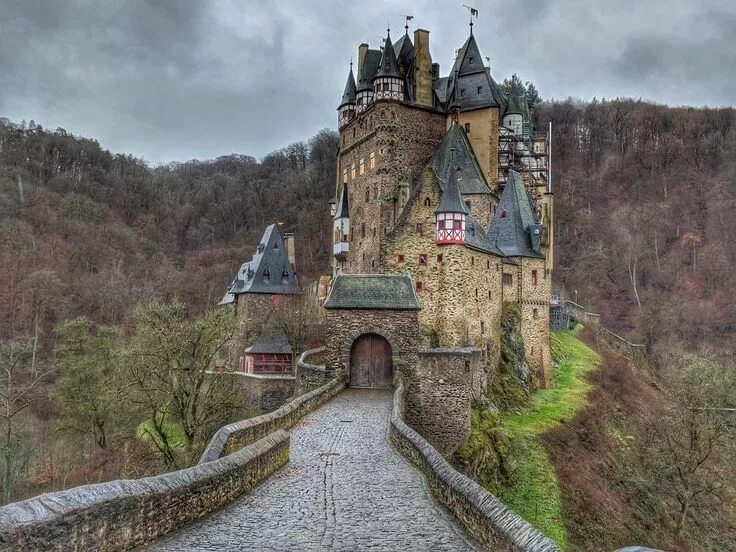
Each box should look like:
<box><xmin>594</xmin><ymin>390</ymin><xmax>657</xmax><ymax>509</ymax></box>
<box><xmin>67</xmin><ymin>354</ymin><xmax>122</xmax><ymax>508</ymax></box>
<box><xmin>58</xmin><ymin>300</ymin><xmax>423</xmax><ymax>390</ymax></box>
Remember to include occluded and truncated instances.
<box><xmin>380</xmin><ymin>167</ymin><xmax>503</xmax><ymax>371</ymax></box>
<box><xmin>336</xmin><ymin>101</ymin><xmax>446</xmax><ymax>273</ymax></box>
<box><xmin>454</xmin><ymin>107</ymin><xmax>500</xmax><ymax>190</ymax></box>
<box><xmin>517</xmin><ymin>257</ymin><xmax>553</xmax><ymax>387</ymax></box>
<box><xmin>323</xmin><ymin>308</ymin><xmax>421</xmax><ymax>380</ymax></box>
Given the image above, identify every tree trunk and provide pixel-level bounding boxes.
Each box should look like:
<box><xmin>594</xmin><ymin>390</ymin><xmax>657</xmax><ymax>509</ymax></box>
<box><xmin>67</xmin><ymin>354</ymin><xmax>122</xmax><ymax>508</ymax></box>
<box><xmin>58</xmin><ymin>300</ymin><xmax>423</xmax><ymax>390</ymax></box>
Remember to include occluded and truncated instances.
<box><xmin>676</xmin><ymin>497</ymin><xmax>689</xmax><ymax>539</ymax></box>
<box><xmin>628</xmin><ymin>256</ymin><xmax>642</xmax><ymax>311</ymax></box>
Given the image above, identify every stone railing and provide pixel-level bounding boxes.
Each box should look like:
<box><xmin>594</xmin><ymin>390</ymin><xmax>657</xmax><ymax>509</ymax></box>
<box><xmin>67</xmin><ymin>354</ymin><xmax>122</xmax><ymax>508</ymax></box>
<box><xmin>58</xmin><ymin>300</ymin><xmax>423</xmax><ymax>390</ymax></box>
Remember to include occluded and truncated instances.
<box><xmin>200</xmin><ymin>375</ymin><xmax>344</xmax><ymax>463</ymax></box>
<box><xmin>390</xmin><ymin>374</ymin><xmax>561</xmax><ymax>552</ymax></box>
<box><xmin>295</xmin><ymin>346</ymin><xmax>328</xmax><ymax>395</ymax></box>
<box><xmin>0</xmin><ymin>431</ymin><xmax>289</xmax><ymax>552</ymax></box>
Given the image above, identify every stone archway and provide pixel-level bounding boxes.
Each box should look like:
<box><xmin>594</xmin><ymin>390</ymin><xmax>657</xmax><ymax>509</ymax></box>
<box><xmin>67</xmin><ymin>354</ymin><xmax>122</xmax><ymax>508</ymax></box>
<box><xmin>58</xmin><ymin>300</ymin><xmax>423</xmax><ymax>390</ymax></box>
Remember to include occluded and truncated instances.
<box><xmin>349</xmin><ymin>333</ymin><xmax>394</xmax><ymax>389</ymax></box>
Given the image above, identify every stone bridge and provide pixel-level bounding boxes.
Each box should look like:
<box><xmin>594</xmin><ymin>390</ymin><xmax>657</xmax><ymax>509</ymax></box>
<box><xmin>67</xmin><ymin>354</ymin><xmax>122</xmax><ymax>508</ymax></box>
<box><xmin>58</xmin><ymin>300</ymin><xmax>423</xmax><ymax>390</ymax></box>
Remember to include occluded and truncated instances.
<box><xmin>0</xmin><ymin>376</ymin><xmax>559</xmax><ymax>552</ymax></box>
<box><xmin>146</xmin><ymin>389</ymin><xmax>476</xmax><ymax>551</ymax></box>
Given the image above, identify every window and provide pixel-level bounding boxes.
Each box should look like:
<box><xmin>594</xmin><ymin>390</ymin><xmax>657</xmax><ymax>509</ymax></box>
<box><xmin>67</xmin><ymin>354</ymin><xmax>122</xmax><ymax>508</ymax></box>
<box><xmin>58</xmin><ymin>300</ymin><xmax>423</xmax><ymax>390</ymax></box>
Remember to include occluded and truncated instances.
<box><xmin>464</xmin><ymin>122</ymin><xmax>470</xmax><ymax>133</ymax></box>
<box><xmin>397</xmin><ymin>253</ymin><xmax>405</xmax><ymax>263</ymax></box>
<box><xmin>532</xmin><ymin>270</ymin><xmax>538</xmax><ymax>286</ymax></box>
<box><xmin>351</xmin><ymin>163</ymin><xmax>356</xmax><ymax>180</ymax></box>
<box><xmin>488</xmin><ymin>290</ymin><xmax>491</xmax><ymax>298</ymax></box>
<box><xmin>361</xmin><ymin>223</ymin><xmax>366</xmax><ymax>238</ymax></box>
<box><xmin>370</xmin><ymin>151</ymin><xmax>376</xmax><ymax>169</ymax></box>
<box><xmin>372</xmin><ymin>259</ymin><xmax>375</xmax><ymax>268</ymax></box>
<box><xmin>373</xmin><ymin>227</ymin><xmax>376</xmax><ymax>237</ymax></box>
<box><xmin>365</xmin><ymin>188</ymin><xmax>370</xmax><ymax>202</ymax></box>
<box><xmin>416</xmin><ymin>281</ymin><xmax>423</xmax><ymax>293</ymax></box>
<box><xmin>273</xmin><ymin>243</ymin><xmax>279</xmax><ymax>250</ymax></box>
<box><xmin>469</xmin><ymin>56</ymin><xmax>474</xmax><ymax>64</ymax></box>
<box><xmin>475</xmin><ymin>288</ymin><xmax>478</xmax><ymax>298</ymax></box>
<box><xmin>424</xmin><ymin>197</ymin><xmax>431</xmax><ymax>207</ymax></box>
<box><xmin>486</xmin><ymin>259</ymin><xmax>490</xmax><ymax>269</ymax></box>
<box><xmin>437</xmin><ymin>253</ymin><xmax>443</xmax><ymax>264</ymax></box>
<box><xmin>262</xmin><ymin>269</ymin><xmax>270</xmax><ymax>282</ymax></box>
<box><xmin>374</xmin><ymin>185</ymin><xmax>378</xmax><ymax>199</ymax></box>
<box><xmin>477</xmin><ymin>86</ymin><xmax>482</xmax><ymax>94</ymax></box>
<box><xmin>281</xmin><ymin>270</ymin><xmax>289</xmax><ymax>284</ymax></box>
<box><xmin>460</xmin><ymin>88</ymin><xmax>465</xmax><ymax>97</ymax></box>
<box><xmin>419</xmin><ymin>254</ymin><xmax>428</xmax><ymax>266</ymax></box>
<box><xmin>359</xmin><ymin>158</ymin><xmax>365</xmax><ymax>175</ymax></box>
<box><xmin>500</xmin><ymin>210</ymin><xmax>508</xmax><ymax>219</ymax></box>
<box><xmin>342</xmin><ymin>168</ymin><xmax>348</xmax><ymax>183</ymax></box>
<box><xmin>471</xmin><ymin>257</ymin><xmax>475</xmax><ymax>267</ymax></box>
<box><xmin>352</xmin><ymin>128</ymin><xmax>356</xmax><ymax>138</ymax></box>
<box><xmin>502</xmin><ymin>273</ymin><xmax>513</xmax><ymax>286</ymax></box>
<box><xmin>533</xmin><ymin>308</ymin><xmax>539</xmax><ymax>319</ymax></box>
<box><xmin>480</xmin><ymin>320</ymin><xmax>485</xmax><ymax>334</ymax></box>
<box><xmin>465</xmin><ymin>200</ymin><xmax>472</xmax><ymax>211</ymax></box>
<box><xmin>416</xmin><ymin>222</ymin><xmax>424</xmax><ymax>235</ymax></box>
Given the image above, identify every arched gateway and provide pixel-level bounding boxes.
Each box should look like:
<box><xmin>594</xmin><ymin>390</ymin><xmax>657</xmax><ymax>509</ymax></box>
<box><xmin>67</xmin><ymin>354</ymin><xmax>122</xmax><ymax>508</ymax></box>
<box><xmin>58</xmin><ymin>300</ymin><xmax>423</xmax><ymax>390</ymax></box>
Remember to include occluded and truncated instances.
<box><xmin>350</xmin><ymin>333</ymin><xmax>393</xmax><ymax>388</ymax></box>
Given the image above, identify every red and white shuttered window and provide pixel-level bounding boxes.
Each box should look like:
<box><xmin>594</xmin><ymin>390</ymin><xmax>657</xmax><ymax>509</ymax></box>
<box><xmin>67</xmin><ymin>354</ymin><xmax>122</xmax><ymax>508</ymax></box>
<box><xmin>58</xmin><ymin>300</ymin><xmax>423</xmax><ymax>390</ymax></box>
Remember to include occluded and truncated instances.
<box><xmin>436</xmin><ymin>213</ymin><xmax>465</xmax><ymax>244</ymax></box>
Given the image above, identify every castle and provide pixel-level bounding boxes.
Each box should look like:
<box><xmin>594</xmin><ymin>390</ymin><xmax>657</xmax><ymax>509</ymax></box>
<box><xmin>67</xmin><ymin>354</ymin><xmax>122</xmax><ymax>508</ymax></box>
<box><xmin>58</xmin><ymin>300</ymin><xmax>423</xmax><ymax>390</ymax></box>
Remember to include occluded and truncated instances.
<box><xmin>222</xmin><ymin>20</ymin><xmax>555</xmax><ymax>452</ymax></box>
<box><xmin>323</xmin><ymin>21</ymin><xmax>554</xmax><ymax>392</ymax></box>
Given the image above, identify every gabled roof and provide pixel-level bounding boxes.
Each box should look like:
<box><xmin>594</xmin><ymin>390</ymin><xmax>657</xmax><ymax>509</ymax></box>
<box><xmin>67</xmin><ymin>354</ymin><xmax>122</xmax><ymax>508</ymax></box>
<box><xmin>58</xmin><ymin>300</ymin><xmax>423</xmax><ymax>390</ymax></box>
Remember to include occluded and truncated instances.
<box><xmin>430</xmin><ymin>123</ymin><xmax>493</xmax><ymax>195</ymax></box>
<box><xmin>334</xmin><ymin>183</ymin><xmax>349</xmax><ymax>219</ymax></box>
<box><xmin>375</xmin><ymin>29</ymin><xmax>402</xmax><ymax>79</ymax></box>
<box><xmin>357</xmin><ymin>49</ymin><xmax>382</xmax><ymax>92</ymax></box>
<box><xmin>324</xmin><ymin>275</ymin><xmax>420</xmax><ymax>310</ymax></box>
<box><xmin>246</xmin><ymin>332</ymin><xmax>292</xmax><ymax>355</ymax></box>
<box><xmin>223</xmin><ymin>224</ymin><xmax>301</xmax><ymax>296</ymax></box>
<box><xmin>393</xmin><ymin>32</ymin><xmax>414</xmax><ymax>73</ymax></box>
<box><xmin>338</xmin><ymin>65</ymin><xmax>357</xmax><ymax>108</ymax></box>
<box><xmin>488</xmin><ymin>171</ymin><xmax>544</xmax><ymax>258</ymax></box>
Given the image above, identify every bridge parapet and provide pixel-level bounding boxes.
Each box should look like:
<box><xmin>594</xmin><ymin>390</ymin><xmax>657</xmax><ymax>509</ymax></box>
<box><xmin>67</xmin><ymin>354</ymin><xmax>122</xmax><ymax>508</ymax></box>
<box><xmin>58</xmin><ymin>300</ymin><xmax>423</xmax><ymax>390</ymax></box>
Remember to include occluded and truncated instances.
<box><xmin>390</xmin><ymin>373</ymin><xmax>562</xmax><ymax>552</ymax></box>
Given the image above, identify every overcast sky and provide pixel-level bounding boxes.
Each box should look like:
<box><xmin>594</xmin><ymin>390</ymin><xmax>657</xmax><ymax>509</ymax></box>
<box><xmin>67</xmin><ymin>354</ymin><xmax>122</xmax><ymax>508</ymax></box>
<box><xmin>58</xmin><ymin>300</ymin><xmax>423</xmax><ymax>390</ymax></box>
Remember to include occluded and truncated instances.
<box><xmin>2</xmin><ymin>0</ymin><xmax>734</xmax><ymax>164</ymax></box>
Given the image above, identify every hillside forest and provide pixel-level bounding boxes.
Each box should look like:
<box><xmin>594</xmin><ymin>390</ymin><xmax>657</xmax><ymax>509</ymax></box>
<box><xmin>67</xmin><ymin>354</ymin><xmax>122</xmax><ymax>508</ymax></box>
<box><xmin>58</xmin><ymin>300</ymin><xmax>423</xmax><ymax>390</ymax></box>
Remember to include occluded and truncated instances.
<box><xmin>1</xmin><ymin>99</ymin><xmax>735</xmax><ymax>551</ymax></box>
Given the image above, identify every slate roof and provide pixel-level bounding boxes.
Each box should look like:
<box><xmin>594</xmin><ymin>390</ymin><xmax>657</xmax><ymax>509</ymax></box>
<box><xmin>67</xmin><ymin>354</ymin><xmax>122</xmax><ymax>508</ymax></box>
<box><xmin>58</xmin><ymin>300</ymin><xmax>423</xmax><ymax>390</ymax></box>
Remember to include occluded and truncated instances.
<box><xmin>375</xmin><ymin>29</ymin><xmax>402</xmax><ymax>79</ymax></box>
<box><xmin>393</xmin><ymin>32</ymin><xmax>414</xmax><ymax>72</ymax></box>
<box><xmin>334</xmin><ymin>183</ymin><xmax>349</xmax><ymax>219</ymax></box>
<box><xmin>487</xmin><ymin>170</ymin><xmax>544</xmax><ymax>258</ymax></box>
<box><xmin>445</xmin><ymin>34</ymin><xmax>500</xmax><ymax>112</ymax></box>
<box><xmin>338</xmin><ymin>65</ymin><xmax>356</xmax><ymax>108</ymax></box>
<box><xmin>246</xmin><ymin>332</ymin><xmax>292</xmax><ymax>355</ymax></box>
<box><xmin>503</xmin><ymin>81</ymin><xmax>531</xmax><ymax>121</ymax></box>
<box><xmin>436</xmin><ymin>163</ymin><xmax>469</xmax><ymax>215</ymax></box>
<box><xmin>323</xmin><ymin>275</ymin><xmax>420</xmax><ymax>310</ymax></box>
<box><xmin>221</xmin><ymin>224</ymin><xmax>301</xmax><ymax>299</ymax></box>
<box><xmin>430</xmin><ymin>123</ymin><xmax>493</xmax><ymax>195</ymax></box>
<box><xmin>357</xmin><ymin>49</ymin><xmax>382</xmax><ymax>92</ymax></box>
<box><xmin>465</xmin><ymin>212</ymin><xmax>504</xmax><ymax>256</ymax></box>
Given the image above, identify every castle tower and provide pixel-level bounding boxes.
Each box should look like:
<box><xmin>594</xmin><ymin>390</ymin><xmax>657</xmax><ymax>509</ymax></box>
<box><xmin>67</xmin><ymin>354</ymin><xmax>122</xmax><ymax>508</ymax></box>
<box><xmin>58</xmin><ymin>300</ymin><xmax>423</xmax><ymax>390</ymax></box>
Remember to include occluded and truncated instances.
<box><xmin>373</xmin><ymin>28</ymin><xmax>404</xmax><ymax>102</ymax></box>
<box><xmin>337</xmin><ymin>63</ymin><xmax>357</xmax><ymax>129</ymax></box>
<box><xmin>435</xmin><ymin>150</ymin><xmax>469</xmax><ymax>245</ymax></box>
<box><xmin>332</xmin><ymin>184</ymin><xmax>350</xmax><ymax>270</ymax></box>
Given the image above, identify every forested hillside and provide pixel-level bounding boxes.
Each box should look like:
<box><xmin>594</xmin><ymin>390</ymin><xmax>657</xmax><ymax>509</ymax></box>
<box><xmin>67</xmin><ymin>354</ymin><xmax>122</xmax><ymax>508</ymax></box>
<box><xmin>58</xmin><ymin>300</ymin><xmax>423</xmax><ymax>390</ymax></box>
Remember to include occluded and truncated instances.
<box><xmin>1</xmin><ymin>100</ymin><xmax>734</xmax><ymax>550</ymax></box>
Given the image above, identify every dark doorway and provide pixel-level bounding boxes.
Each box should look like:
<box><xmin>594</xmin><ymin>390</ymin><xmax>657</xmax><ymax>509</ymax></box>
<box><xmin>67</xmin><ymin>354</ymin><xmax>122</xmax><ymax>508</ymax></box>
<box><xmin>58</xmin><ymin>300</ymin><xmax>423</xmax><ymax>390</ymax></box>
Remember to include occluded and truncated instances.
<box><xmin>349</xmin><ymin>333</ymin><xmax>393</xmax><ymax>388</ymax></box>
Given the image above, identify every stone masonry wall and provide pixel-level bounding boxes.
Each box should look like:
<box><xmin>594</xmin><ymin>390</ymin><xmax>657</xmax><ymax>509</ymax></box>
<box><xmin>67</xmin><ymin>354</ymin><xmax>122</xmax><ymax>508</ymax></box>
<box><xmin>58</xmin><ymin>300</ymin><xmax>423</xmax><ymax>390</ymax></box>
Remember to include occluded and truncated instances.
<box><xmin>390</xmin><ymin>374</ymin><xmax>561</xmax><ymax>552</ymax></box>
<box><xmin>323</xmin><ymin>308</ymin><xmax>420</xmax><ymax>381</ymax></box>
<box><xmin>380</xmin><ymin>167</ymin><xmax>503</xmax><ymax>372</ymax></box>
<box><xmin>0</xmin><ymin>432</ymin><xmax>289</xmax><ymax>552</ymax></box>
<box><xmin>406</xmin><ymin>348</ymin><xmax>482</xmax><ymax>456</ymax></box>
<box><xmin>517</xmin><ymin>257</ymin><xmax>553</xmax><ymax>387</ymax></box>
<box><xmin>337</xmin><ymin>101</ymin><xmax>446</xmax><ymax>274</ymax></box>
<box><xmin>455</xmin><ymin>107</ymin><xmax>500</xmax><ymax>190</ymax></box>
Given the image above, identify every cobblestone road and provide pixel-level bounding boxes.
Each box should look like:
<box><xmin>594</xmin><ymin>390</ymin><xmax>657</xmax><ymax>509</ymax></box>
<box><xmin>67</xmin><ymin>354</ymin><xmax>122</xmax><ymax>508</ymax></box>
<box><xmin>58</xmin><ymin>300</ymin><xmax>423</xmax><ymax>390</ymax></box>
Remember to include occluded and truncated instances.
<box><xmin>146</xmin><ymin>389</ymin><xmax>478</xmax><ymax>551</ymax></box>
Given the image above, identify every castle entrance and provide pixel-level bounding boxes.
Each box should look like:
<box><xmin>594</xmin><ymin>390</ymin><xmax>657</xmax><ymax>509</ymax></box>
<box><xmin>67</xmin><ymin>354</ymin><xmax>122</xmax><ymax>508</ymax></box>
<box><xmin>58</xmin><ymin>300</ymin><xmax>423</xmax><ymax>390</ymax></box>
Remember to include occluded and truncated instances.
<box><xmin>349</xmin><ymin>333</ymin><xmax>393</xmax><ymax>388</ymax></box>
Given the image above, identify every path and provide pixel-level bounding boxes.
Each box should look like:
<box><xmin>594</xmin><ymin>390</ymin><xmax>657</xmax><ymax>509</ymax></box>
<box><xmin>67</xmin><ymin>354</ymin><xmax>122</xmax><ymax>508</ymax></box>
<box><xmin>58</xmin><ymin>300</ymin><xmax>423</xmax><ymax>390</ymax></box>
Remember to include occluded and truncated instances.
<box><xmin>145</xmin><ymin>389</ymin><xmax>478</xmax><ymax>551</ymax></box>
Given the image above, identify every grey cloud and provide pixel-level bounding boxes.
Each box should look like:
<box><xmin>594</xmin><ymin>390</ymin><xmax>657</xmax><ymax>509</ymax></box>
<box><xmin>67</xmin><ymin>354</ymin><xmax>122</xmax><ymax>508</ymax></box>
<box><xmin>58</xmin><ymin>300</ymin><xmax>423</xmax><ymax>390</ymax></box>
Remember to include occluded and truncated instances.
<box><xmin>0</xmin><ymin>0</ymin><xmax>733</xmax><ymax>164</ymax></box>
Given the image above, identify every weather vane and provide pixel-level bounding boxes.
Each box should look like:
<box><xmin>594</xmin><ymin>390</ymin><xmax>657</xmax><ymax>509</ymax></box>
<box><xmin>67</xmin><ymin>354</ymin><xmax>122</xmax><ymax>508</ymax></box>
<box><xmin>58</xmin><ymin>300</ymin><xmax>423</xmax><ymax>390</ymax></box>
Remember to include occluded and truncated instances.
<box><xmin>462</xmin><ymin>5</ymin><xmax>479</xmax><ymax>33</ymax></box>
<box><xmin>401</xmin><ymin>14</ymin><xmax>414</xmax><ymax>34</ymax></box>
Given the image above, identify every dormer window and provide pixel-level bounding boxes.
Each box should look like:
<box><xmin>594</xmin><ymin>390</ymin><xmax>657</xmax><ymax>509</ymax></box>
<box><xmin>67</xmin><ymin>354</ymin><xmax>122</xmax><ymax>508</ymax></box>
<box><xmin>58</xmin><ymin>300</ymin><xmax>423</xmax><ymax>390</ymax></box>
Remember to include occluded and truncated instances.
<box><xmin>477</xmin><ymin>86</ymin><xmax>482</xmax><ymax>94</ymax></box>
<box><xmin>460</xmin><ymin>89</ymin><xmax>466</xmax><ymax>97</ymax></box>
<box><xmin>469</xmin><ymin>56</ymin><xmax>474</xmax><ymax>64</ymax></box>
<box><xmin>464</xmin><ymin>123</ymin><xmax>471</xmax><ymax>133</ymax></box>
<box><xmin>273</xmin><ymin>243</ymin><xmax>279</xmax><ymax>250</ymax></box>
<box><xmin>262</xmin><ymin>269</ymin><xmax>270</xmax><ymax>282</ymax></box>
<box><xmin>282</xmin><ymin>270</ymin><xmax>289</xmax><ymax>284</ymax></box>
<box><xmin>500</xmin><ymin>210</ymin><xmax>508</xmax><ymax>219</ymax></box>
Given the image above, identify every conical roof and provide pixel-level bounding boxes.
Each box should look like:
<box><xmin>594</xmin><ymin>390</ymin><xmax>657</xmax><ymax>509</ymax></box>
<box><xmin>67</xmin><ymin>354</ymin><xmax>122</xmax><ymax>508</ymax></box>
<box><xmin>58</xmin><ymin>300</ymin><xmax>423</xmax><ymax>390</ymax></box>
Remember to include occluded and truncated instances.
<box><xmin>338</xmin><ymin>65</ymin><xmax>357</xmax><ymax>108</ymax></box>
<box><xmin>430</xmin><ymin>122</ymin><xmax>492</xmax><ymax>195</ymax></box>
<box><xmin>357</xmin><ymin>49</ymin><xmax>382</xmax><ymax>92</ymax></box>
<box><xmin>375</xmin><ymin>29</ymin><xmax>402</xmax><ymax>79</ymax></box>
<box><xmin>445</xmin><ymin>33</ymin><xmax>499</xmax><ymax>111</ymax></box>
<box><xmin>503</xmin><ymin>79</ymin><xmax>530</xmax><ymax>120</ymax></box>
<box><xmin>334</xmin><ymin>183</ymin><xmax>349</xmax><ymax>219</ymax></box>
<box><xmin>488</xmin><ymin>171</ymin><xmax>543</xmax><ymax>258</ymax></box>
<box><xmin>436</xmin><ymin>153</ymin><xmax>469</xmax><ymax>215</ymax></box>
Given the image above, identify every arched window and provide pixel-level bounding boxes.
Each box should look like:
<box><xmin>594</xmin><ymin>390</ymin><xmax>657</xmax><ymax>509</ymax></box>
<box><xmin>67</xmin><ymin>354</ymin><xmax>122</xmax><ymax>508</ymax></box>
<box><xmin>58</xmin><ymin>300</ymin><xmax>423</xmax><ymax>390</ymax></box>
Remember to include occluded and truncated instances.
<box><xmin>424</xmin><ymin>197</ymin><xmax>431</xmax><ymax>207</ymax></box>
<box><xmin>365</xmin><ymin>188</ymin><xmax>370</xmax><ymax>202</ymax></box>
<box><xmin>282</xmin><ymin>270</ymin><xmax>289</xmax><ymax>284</ymax></box>
<box><xmin>533</xmin><ymin>308</ymin><xmax>539</xmax><ymax>319</ymax></box>
<box><xmin>262</xmin><ymin>269</ymin><xmax>270</xmax><ymax>282</ymax></box>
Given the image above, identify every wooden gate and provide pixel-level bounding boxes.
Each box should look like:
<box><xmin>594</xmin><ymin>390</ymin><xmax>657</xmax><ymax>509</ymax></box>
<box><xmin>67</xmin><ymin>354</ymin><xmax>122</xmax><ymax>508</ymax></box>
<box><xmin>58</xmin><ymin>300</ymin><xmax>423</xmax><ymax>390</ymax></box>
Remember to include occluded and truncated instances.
<box><xmin>349</xmin><ymin>333</ymin><xmax>393</xmax><ymax>389</ymax></box>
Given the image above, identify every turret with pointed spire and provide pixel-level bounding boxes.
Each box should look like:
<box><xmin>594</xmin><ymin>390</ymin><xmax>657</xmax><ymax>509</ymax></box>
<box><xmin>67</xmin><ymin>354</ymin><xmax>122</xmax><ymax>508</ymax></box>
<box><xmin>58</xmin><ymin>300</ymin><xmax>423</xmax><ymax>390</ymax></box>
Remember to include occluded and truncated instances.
<box><xmin>436</xmin><ymin>145</ymin><xmax>470</xmax><ymax>245</ymax></box>
<box><xmin>373</xmin><ymin>27</ymin><xmax>405</xmax><ymax>102</ymax></box>
<box><xmin>332</xmin><ymin>183</ymin><xmax>350</xmax><ymax>261</ymax></box>
<box><xmin>337</xmin><ymin>62</ymin><xmax>357</xmax><ymax>128</ymax></box>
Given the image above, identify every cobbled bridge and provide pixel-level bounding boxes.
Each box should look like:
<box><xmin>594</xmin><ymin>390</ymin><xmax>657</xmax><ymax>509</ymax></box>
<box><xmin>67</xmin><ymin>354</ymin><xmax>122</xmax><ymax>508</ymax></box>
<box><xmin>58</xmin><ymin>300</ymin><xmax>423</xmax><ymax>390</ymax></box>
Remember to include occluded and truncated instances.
<box><xmin>0</xmin><ymin>373</ymin><xmax>559</xmax><ymax>552</ymax></box>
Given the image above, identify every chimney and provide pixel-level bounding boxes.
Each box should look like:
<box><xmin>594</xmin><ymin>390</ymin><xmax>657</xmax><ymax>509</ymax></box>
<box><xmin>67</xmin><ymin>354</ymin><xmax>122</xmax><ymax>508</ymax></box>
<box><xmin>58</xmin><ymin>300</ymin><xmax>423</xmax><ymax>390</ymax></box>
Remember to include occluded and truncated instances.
<box><xmin>283</xmin><ymin>232</ymin><xmax>296</xmax><ymax>271</ymax></box>
<box><xmin>413</xmin><ymin>29</ymin><xmax>433</xmax><ymax>108</ymax></box>
<box><xmin>357</xmin><ymin>43</ymin><xmax>369</xmax><ymax>80</ymax></box>
<box><xmin>432</xmin><ymin>62</ymin><xmax>440</xmax><ymax>79</ymax></box>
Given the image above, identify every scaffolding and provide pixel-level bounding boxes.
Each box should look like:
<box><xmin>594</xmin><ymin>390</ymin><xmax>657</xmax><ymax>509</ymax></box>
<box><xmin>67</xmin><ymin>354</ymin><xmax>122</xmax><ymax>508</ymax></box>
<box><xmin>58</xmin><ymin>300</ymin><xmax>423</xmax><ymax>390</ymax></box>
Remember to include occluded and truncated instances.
<box><xmin>498</xmin><ymin>126</ymin><xmax>548</xmax><ymax>199</ymax></box>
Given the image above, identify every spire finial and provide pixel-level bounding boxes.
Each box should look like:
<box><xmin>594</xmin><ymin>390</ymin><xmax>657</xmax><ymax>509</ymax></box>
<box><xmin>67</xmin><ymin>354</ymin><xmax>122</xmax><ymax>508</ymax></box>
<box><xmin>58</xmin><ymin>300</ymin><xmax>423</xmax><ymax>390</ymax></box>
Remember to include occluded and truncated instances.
<box><xmin>402</xmin><ymin>14</ymin><xmax>413</xmax><ymax>34</ymax></box>
<box><xmin>463</xmin><ymin>5</ymin><xmax>478</xmax><ymax>35</ymax></box>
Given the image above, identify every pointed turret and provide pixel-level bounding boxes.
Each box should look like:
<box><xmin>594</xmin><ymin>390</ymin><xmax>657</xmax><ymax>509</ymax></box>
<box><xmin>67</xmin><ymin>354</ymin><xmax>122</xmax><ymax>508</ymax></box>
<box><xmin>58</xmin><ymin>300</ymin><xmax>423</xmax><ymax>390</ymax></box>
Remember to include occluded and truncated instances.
<box><xmin>356</xmin><ymin>46</ymin><xmax>381</xmax><ymax>112</ymax></box>
<box><xmin>436</xmin><ymin>146</ymin><xmax>469</xmax><ymax>245</ymax></box>
<box><xmin>502</xmin><ymin>79</ymin><xmax>532</xmax><ymax>136</ymax></box>
<box><xmin>338</xmin><ymin>63</ymin><xmax>357</xmax><ymax>128</ymax></box>
<box><xmin>445</xmin><ymin>32</ymin><xmax>499</xmax><ymax>112</ymax></box>
<box><xmin>488</xmin><ymin>170</ymin><xmax>544</xmax><ymax>258</ymax></box>
<box><xmin>332</xmin><ymin>184</ymin><xmax>350</xmax><ymax>260</ymax></box>
<box><xmin>374</xmin><ymin>28</ymin><xmax>405</xmax><ymax>102</ymax></box>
